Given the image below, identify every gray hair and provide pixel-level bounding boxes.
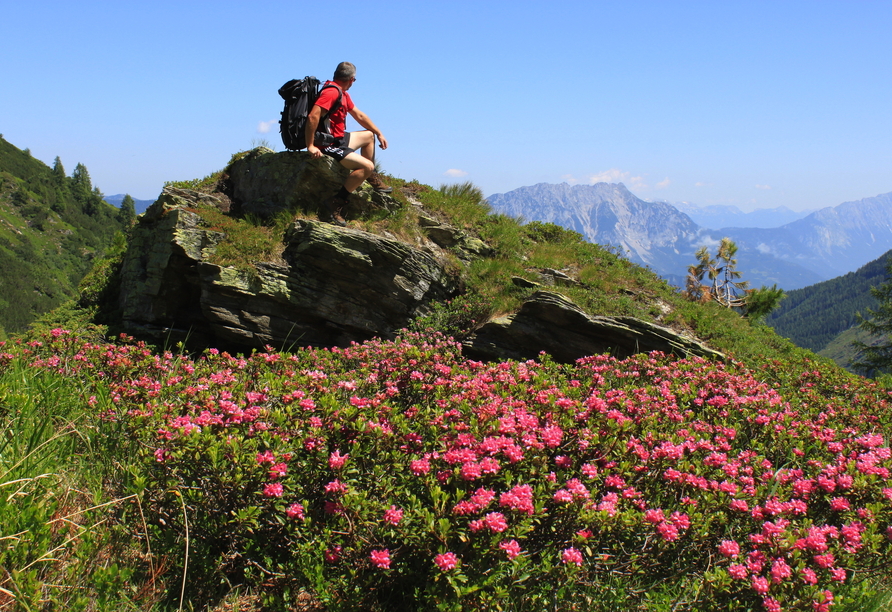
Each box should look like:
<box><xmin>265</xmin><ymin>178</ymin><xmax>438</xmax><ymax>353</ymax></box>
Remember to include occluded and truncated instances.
<box><xmin>334</xmin><ymin>62</ymin><xmax>356</xmax><ymax>81</ymax></box>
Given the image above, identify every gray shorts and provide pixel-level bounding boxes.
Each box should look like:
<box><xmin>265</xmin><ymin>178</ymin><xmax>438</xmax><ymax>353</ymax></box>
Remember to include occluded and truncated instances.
<box><xmin>317</xmin><ymin>132</ymin><xmax>355</xmax><ymax>161</ymax></box>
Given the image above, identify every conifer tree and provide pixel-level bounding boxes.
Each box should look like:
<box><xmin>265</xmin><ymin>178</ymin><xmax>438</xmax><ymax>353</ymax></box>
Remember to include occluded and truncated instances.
<box><xmin>683</xmin><ymin>238</ymin><xmax>784</xmax><ymax>319</ymax></box>
<box><xmin>70</xmin><ymin>163</ymin><xmax>93</xmax><ymax>204</ymax></box>
<box><xmin>118</xmin><ymin>194</ymin><xmax>136</xmax><ymax>225</ymax></box>
<box><xmin>683</xmin><ymin>238</ymin><xmax>748</xmax><ymax>308</ymax></box>
<box><xmin>52</xmin><ymin>156</ymin><xmax>66</xmax><ymax>184</ymax></box>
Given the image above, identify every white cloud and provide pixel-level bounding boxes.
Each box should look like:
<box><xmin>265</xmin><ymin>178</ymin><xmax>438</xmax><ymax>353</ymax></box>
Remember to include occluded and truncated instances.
<box><xmin>755</xmin><ymin>184</ymin><xmax>771</xmax><ymax>190</ymax></box>
<box><xmin>695</xmin><ymin>181</ymin><xmax>711</xmax><ymax>188</ymax></box>
<box><xmin>656</xmin><ymin>177</ymin><xmax>671</xmax><ymax>189</ymax></box>
<box><xmin>561</xmin><ymin>174</ymin><xmax>580</xmax><ymax>185</ymax></box>
<box><xmin>588</xmin><ymin>168</ymin><xmax>629</xmax><ymax>184</ymax></box>
<box><xmin>444</xmin><ymin>169</ymin><xmax>468</xmax><ymax>178</ymax></box>
<box><xmin>257</xmin><ymin>119</ymin><xmax>278</xmax><ymax>134</ymax></box>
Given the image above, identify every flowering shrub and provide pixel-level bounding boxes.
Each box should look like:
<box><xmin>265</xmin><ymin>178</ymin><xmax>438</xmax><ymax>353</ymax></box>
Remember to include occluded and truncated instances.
<box><xmin>6</xmin><ymin>329</ymin><xmax>892</xmax><ymax>610</ymax></box>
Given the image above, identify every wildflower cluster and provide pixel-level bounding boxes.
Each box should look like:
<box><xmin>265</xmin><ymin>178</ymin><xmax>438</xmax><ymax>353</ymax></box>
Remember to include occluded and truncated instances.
<box><xmin>6</xmin><ymin>329</ymin><xmax>892</xmax><ymax>610</ymax></box>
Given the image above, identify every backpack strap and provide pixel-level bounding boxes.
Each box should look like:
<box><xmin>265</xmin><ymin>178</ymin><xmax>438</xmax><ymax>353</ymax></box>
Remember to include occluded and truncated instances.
<box><xmin>318</xmin><ymin>83</ymin><xmax>344</xmax><ymax>134</ymax></box>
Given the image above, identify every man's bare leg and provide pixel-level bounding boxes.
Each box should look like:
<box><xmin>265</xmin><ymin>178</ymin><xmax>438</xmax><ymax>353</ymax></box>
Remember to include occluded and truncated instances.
<box><xmin>345</xmin><ymin>130</ymin><xmax>391</xmax><ymax>193</ymax></box>
<box><xmin>339</xmin><ymin>151</ymin><xmax>374</xmax><ymax>193</ymax></box>
<box><xmin>347</xmin><ymin>131</ymin><xmax>377</xmax><ymax>164</ymax></box>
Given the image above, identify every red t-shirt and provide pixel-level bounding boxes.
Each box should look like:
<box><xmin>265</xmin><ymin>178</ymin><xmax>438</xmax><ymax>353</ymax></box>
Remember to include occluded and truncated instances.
<box><xmin>314</xmin><ymin>81</ymin><xmax>354</xmax><ymax>138</ymax></box>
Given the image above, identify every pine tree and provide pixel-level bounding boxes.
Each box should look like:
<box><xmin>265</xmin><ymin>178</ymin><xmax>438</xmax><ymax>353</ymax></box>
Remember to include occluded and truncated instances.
<box><xmin>852</xmin><ymin>257</ymin><xmax>892</xmax><ymax>375</ymax></box>
<box><xmin>683</xmin><ymin>238</ymin><xmax>748</xmax><ymax>308</ymax></box>
<box><xmin>70</xmin><ymin>163</ymin><xmax>93</xmax><ymax>205</ymax></box>
<box><xmin>683</xmin><ymin>238</ymin><xmax>784</xmax><ymax>319</ymax></box>
<box><xmin>52</xmin><ymin>156</ymin><xmax>66</xmax><ymax>184</ymax></box>
<box><xmin>118</xmin><ymin>194</ymin><xmax>136</xmax><ymax>225</ymax></box>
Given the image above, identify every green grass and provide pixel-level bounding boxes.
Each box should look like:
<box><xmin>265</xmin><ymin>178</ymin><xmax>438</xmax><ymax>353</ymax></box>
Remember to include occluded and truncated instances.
<box><xmin>0</xmin><ymin>352</ymin><xmax>152</xmax><ymax>611</ymax></box>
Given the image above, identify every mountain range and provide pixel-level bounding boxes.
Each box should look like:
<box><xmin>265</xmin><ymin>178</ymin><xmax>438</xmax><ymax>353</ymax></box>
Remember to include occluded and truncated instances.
<box><xmin>670</xmin><ymin>202</ymin><xmax>812</xmax><ymax>229</ymax></box>
<box><xmin>103</xmin><ymin>193</ymin><xmax>155</xmax><ymax>214</ymax></box>
<box><xmin>486</xmin><ymin>183</ymin><xmax>892</xmax><ymax>290</ymax></box>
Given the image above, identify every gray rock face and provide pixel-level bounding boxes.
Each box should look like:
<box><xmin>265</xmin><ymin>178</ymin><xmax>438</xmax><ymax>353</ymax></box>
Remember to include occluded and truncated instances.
<box><xmin>227</xmin><ymin>147</ymin><xmax>399</xmax><ymax>221</ymax></box>
<box><xmin>463</xmin><ymin>291</ymin><xmax>723</xmax><ymax>363</ymax></box>
<box><xmin>119</xmin><ymin>185</ymin><xmax>462</xmax><ymax>350</ymax></box>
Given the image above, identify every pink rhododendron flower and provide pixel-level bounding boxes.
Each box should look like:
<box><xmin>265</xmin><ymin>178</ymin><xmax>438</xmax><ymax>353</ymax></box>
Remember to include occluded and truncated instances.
<box><xmin>728</xmin><ymin>564</ymin><xmax>748</xmax><ymax>580</ymax></box>
<box><xmin>561</xmin><ymin>547</ymin><xmax>583</xmax><ymax>566</ymax></box>
<box><xmin>285</xmin><ymin>502</ymin><xmax>304</xmax><ymax>520</ymax></box>
<box><xmin>370</xmin><ymin>549</ymin><xmax>391</xmax><ymax>569</ymax></box>
<box><xmin>656</xmin><ymin>521</ymin><xmax>680</xmax><ymax>541</ymax></box>
<box><xmin>829</xmin><ymin>497</ymin><xmax>850</xmax><ymax>511</ymax></box>
<box><xmin>813</xmin><ymin>590</ymin><xmax>834</xmax><ymax>612</ymax></box>
<box><xmin>324</xmin><ymin>546</ymin><xmax>341</xmax><ymax>562</ymax></box>
<box><xmin>269</xmin><ymin>462</ymin><xmax>287</xmax><ymax>479</ymax></box>
<box><xmin>263</xmin><ymin>482</ymin><xmax>284</xmax><ymax>497</ymax></box>
<box><xmin>830</xmin><ymin>567</ymin><xmax>846</xmax><ymax>582</ymax></box>
<box><xmin>770</xmin><ymin>558</ymin><xmax>792</xmax><ymax>584</ymax></box>
<box><xmin>762</xmin><ymin>597</ymin><xmax>782</xmax><ymax>612</ymax></box>
<box><xmin>410</xmin><ymin>458</ymin><xmax>431</xmax><ymax>475</ymax></box>
<box><xmin>434</xmin><ymin>552</ymin><xmax>458</xmax><ymax>571</ymax></box>
<box><xmin>324</xmin><ymin>479</ymin><xmax>348</xmax><ymax>495</ymax></box>
<box><xmin>383</xmin><ymin>505</ymin><xmax>404</xmax><ymax>526</ymax></box>
<box><xmin>718</xmin><ymin>540</ymin><xmax>740</xmax><ymax>558</ymax></box>
<box><xmin>328</xmin><ymin>450</ymin><xmax>349</xmax><ymax>469</ymax></box>
<box><xmin>798</xmin><ymin>566</ymin><xmax>817</xmax><ymax>585</ymax></box>
<box><xmin>553</xmin><ymin>489</ymin><xmax>574</xmax><ymax>503</ymax></box>
<box><xmin>499</xmin><ymin>484</ymin><xmax>535</xmax><ymax>515</ymax></box>
<box><xmin>484</xmin><ymin>512</ymin><xmax>508</xmax><ymax>533</ymax></box>
<box><xmin>644</xmin><ymin>509</ymin><xmax>665</xmax><ymax>524</ymax></box>
<box><xmin>500</xmin><ymin>539</ymin><xmax>521</xmax><ymax>559</ymax></box>
<box><xmin>751</xmin><ymin>575</ymin><xmax>769</xmax><ymax>595</ymax></box>
<box><xmin>813</xmin><ymin>553</ymin><xmax>835</xmax><ymax>569</ymax></box>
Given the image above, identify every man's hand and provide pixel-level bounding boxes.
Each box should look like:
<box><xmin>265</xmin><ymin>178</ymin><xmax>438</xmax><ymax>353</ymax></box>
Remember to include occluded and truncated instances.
<box><xmin>307</xmin><ymin>144</ymin><xmax>322</xmax><ymax>159</ymax></box>
<box><xmin>377</xmin><ymin>134</ymin><xmax>388</xmax><ymax>150</ymax></box>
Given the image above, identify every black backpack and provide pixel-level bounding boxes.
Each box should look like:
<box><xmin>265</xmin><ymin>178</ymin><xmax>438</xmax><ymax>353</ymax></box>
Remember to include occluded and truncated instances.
<box><xmin>278</xmin><ymin>76</ymin><xmax>343</xmax><ymax>151</ymax></box>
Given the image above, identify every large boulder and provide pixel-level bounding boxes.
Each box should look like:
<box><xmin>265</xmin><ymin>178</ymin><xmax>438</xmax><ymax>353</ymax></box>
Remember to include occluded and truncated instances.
<box><xmin>118</xmin><ymin>187</ymin><xmax>462</xmax><ymax>350</ymax></box>
<box><xmin>463</xmin><ymin>290</ymin><xmax>724</xmax><ymax>363</ymax></box>
<box><xmin>227</xmin><ymin>147</ymin><xmax>399</xmax><ymax>221</ymax></box>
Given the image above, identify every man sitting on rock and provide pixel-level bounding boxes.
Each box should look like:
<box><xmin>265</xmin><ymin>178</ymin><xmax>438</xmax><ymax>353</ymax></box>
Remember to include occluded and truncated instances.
<box><xmin>305</xmin><ymin>61</ymin><xmax>391</xmax><ymax>226</ymax></box>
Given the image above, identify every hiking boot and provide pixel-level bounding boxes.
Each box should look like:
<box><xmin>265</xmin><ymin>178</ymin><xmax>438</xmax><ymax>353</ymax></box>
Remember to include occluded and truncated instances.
<box><xmin>367</xmin><ymin>172</ymin><xmax>392</xmax><ymax>193</ymax></box>
<box><xmin>325</xmin><ymin>196</ymin><xmax>347</xmax><ymax>227</ymax></box>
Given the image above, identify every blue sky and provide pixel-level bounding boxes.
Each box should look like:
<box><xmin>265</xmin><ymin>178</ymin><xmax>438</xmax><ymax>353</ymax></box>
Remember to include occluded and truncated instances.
<box><xmin>2</xmin><ymin>1</ymin><xmax>890</xmax><ymax>212</ymax></box>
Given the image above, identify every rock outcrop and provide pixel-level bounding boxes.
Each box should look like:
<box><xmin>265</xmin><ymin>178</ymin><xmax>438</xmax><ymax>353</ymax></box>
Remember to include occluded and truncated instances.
<box><xmin>119</xmin><ymin>185</ymin><xmax>462</xmax><ymax>350</ymax></box>
<box><xmin>117</xmin><ymin>148</ymin><xmax>724</xmax><ymax>363</ymax></box>
<box><xmin>463</xmin><ymin>291</ymin><xmax>723</xmax><ymax>363</ymax></box>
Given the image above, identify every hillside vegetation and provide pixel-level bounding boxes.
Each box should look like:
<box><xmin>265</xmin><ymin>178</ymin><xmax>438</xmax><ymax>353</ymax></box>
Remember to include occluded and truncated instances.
<box><xmin>0</xmin><ymin>137</ymin><xmax>126</xmax><ymax>337</ymax></box>
<box><xmin>766</xmin><ymin>251</ymin><xmax>890</xmax><ymax>366</ymax></box>
<box><xmin>3</xmin><ymin>150</ymin><xmax>892</xmax><ymax>611</ymax></box>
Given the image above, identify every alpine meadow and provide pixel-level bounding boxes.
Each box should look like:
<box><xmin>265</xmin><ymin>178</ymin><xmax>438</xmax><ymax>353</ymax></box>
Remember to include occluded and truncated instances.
<box><xmin>2</xmin><ymin>138</ymin><xmax>892</xmax><ymax>612</ymax></box>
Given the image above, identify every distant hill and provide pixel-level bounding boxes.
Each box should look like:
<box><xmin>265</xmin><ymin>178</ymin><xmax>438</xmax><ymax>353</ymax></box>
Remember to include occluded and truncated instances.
<box><xmin>765</xmin><ymin>249</ymin><xmax>890</xmax><ymax>362</ymax></box>
<box><xmin>486</xmin><ymin>183</ymin><xmax>825</xmax><ymax>289</ymax></box>
<box><xmin>487</xmin><ymin>183</ymin><xmax>892</xmax><ymax>290</ymax></box>
<box><xmin>104</xmin><ymin>193</ymin><xmax>155</xmax><ymax>214</ymax></box>
<box><xmin>671</xmin><ymin>202</ymin><xmax>812</xmax><ymax>229</ymax></box>
<box><xmin>0</xmin><ymin>136</ymin><xmax>125</xmax><ymax>336</ymax></box>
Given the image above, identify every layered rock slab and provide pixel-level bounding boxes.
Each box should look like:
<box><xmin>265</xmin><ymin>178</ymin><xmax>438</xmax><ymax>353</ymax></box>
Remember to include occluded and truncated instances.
<box><xmin>463</xmin><ymin>291</ymin><xmax>723</xmax><ymax>363</ymax></box>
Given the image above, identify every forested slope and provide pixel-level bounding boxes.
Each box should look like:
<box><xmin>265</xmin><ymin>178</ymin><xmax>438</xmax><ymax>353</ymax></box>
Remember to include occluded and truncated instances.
<box><xmin>766</xmin><ymin>251</ymin><xmax>890</xmax><ymax>352</ymax></box>
<box><xmin>0</xmin><ymin>136</ymin><xmax>127</xmax><ymax>336</ymax></box>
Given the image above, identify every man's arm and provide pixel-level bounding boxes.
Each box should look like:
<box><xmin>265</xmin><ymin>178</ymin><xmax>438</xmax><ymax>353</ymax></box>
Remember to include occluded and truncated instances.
<box><xmin>305</xmin><ymin>105</ymin><xmax>324</xmax><ymax>158</ymax></box>
<box><xmin>349</xmin><ymin>107</ymin><xmax>388</xmax><ymax>150</ymax></box>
